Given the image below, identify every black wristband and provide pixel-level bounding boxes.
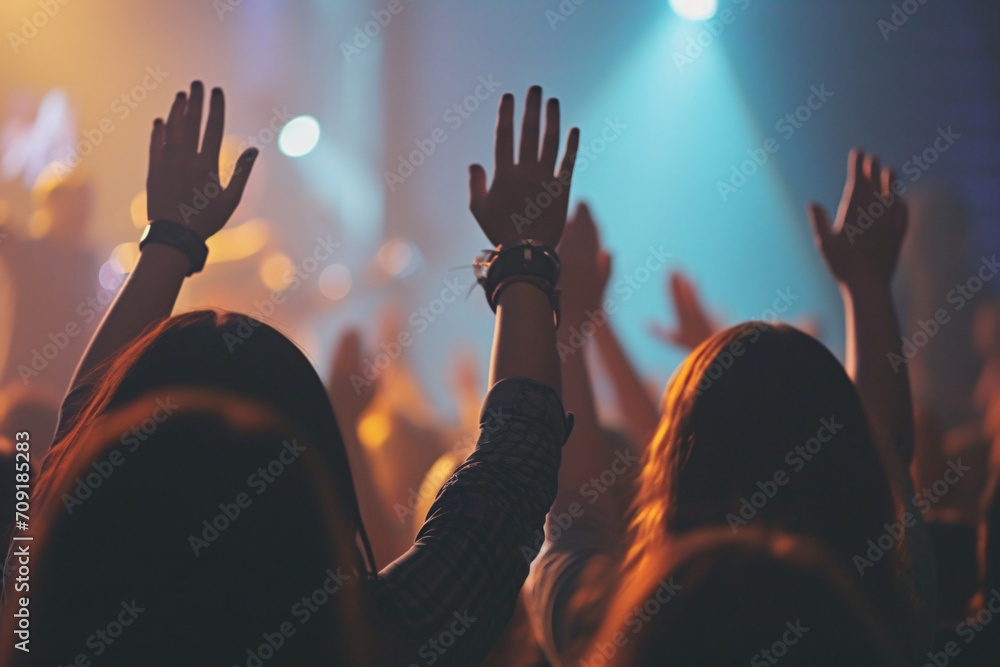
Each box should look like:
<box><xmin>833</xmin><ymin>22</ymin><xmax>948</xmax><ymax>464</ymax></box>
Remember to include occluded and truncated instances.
<box><xmin>475</xmin><ymin>240</ymin><xmax>561</xmax><ymax>322</ymax></box>
<box><xmin>139</xmin><ymin>220</ymin><xmax>209</xmax><ymax>276</ymax></box>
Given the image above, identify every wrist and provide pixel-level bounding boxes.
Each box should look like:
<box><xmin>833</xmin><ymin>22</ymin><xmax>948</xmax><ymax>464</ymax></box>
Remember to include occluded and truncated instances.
<box><xmin>139</xmin><ymin>219</ymin><xmax>209</xmax><ymax>276</ymax></box>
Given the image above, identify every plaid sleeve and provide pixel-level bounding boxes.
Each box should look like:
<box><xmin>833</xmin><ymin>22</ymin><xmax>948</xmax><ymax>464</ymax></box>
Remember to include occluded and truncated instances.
<box><xmin>373</xmin><ymin>377</ymin><xmax>570</xmax><ymax>667</ymax></box>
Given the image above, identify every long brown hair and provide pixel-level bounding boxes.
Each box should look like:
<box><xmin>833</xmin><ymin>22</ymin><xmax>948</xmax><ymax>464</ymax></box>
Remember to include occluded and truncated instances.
<box><xmin>628</xmin><ymin>322</ymin><xmax>916</xmax><ymax>644</ymax></box>
<box><xmin>37</xmin><ymin>310</ymin><xmax>376</xmax><ymax>574</ymax></box>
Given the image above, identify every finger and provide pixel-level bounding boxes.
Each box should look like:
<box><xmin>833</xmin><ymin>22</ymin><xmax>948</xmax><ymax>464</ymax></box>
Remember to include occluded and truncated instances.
<box><xmin>881</xmin><ymin>167</ymin><xmax>897</xmax><ymax>200</ymax></box>
<box><xmin>596</xmin><ymin>250</ymin><xmax>612</xmax><ymax>282</ymax></box>
<box><xmin>846</xmin><ymin>147</ymin><xmax>865</xmax><ymax>185</ymax></box>
<box><xmin>468</xmin><ymin>164</ymin><xmax>488</xmax><ymax>214</ymax></box>
<box><xmin>148</xmin><ymin>118</ymin><xmax>165</xmax><ymax>178</ymax></box>
<box><xmin>218</xmin><ymin>148</ymin><xmax>259</xmax><ymax>214</ymax></box>
<box><xmin>518</xmin><ymin>85</ymin><xmax>542</xmax><ymax>166</ymax></box>
<box><xmin>807</xmin><ymin>202</ymin><xmax>834</xmax><ymax>248</ymax></box>
<box><xmin>183</xmin><ymin>81</ymin><xmax>204</xmax><ymax>153</ymax></box>
<box><xmin>558</xmin><ymin>127</ymin><xmax>580</xmax><ymax>184</ymax></box>
<box><xmin>864</xmin><ymin>154</ymin><xmax>881</xmax><ymax>187</ymax></box>
<box><xmin>669</xmin><ymin>272</ymin><xmax>687</xmax><ymax>310</ymax></box>
<box><xmin>201</xmin><ymin>87</ymin><xmax>225</xmax><ymax>162</ymax></box>
<box><xmin>649</xmin><ymin>323</ymin><xmax>678</xmax><ymax>346</ymax></box>
<box><xmin>539</xmin><ymin>98</ymin><xmax>561</xmax><ymax>174</ymax></box>
<box><xmin>165</xmin><ymin>91</ymin><xmax>187</xmax><ymax>149</ymax></box>
<box><xmin>494</xmin><ymin>93</ymin><xmax>514</xmax><ymax>174</ymax></box>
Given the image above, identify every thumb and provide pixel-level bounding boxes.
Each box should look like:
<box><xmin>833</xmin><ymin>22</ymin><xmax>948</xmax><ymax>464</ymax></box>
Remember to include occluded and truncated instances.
<box><xmin>468</xmin><ymin>164</ymin><xmax>488</xmax><ymax>214</ymax></box>
<box><xmin>219</xmin><ymin>148</ymin><xmax>259</xmax><ymax>214</ymax></box>
<box><xmin>807</xmin><ymin>202</ymin><xmax>833</xmax><ymax>250</ymax></box>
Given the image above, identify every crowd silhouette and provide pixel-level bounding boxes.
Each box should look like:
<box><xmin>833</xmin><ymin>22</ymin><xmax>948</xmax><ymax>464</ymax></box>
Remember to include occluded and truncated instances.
<box><xmin>0</xmin><ymin>77</ymin><xmax>996</xmax><ymax>667</ymax></box>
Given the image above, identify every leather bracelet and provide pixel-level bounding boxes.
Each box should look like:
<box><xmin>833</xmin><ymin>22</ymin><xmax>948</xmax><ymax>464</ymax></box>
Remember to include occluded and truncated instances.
<box><xmin>139</xmin><ymin>219</ymin><xmax>209</xmax><ymax>276</ymax></box>
<box><xmin>475</xmin><ymin>240</ymin><xmax>561</xmax><ymax>326</ymax></box>
<box><xmin>491</xmin><ymin>275</ymin><xmax>561</xmax><ymax>327</ymax></box>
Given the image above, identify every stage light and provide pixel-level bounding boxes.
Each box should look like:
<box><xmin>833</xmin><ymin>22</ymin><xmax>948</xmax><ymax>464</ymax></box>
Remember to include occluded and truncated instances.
<box><xmin>278</xmin><ymin>115</ymin><xmax>320</xmax><ymax>157</ymax></box>
<box><xmin>670</xmin><ymin>0</ymin><xmax>718</xmax><ymax>20</ymax></box>
<box><xmin>319</xmin><ymin>263</ymin><xmax>352</xmax><ymax>300</ymax></box>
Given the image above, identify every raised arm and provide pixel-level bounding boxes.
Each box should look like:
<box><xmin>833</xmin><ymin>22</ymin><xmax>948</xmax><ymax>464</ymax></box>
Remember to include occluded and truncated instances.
<box><xmin>469</xmin><ymin>86</ymin><xmax>578</xmax><ymax>394</ymax></box>
<box><xmin>807</xmin><ymin>148</ymin><xmax>913</xmax><ymax>467</ymax></box>
<box><xmin>375</xmin><ymin>86</ymin><xmax>579</xmax><ymax>667</ymax></box>
<box><xmin>68</xmin><ymin>82</ymin><xmax>257</xmax><ymax>390</ymax></box>
<box><xmin>552</xmin><ymin>204</ymin><xmax>617</xmax><ymax>520</ymax></box>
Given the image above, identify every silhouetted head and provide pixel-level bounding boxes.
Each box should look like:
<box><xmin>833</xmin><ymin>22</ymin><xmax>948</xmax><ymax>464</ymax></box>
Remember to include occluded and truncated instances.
<box><xmin>40</xmin><ymin>310</ymin><xmax>374</xmax><ymax>573</ymax></box>
<box><xmin>628</xmin><ymin>322</ymin><xmax>913</xmax><ymax>642</ymax></box>
<box><xmin>4</xmin><ymin>389</ymin><xmax>370</xmax><ymax>665</ymax></box>
<box><xmin>591</xmin><ymin>529</ymin><xmax>905</xmax><ymax>666</ymax></box>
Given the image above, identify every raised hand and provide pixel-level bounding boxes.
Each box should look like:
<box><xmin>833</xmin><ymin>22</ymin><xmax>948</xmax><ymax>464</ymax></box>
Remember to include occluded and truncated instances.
<box><xmin>650</xmin><ymin>271</ymin><xmax>718</xmax><ymax>351</ymax></box>
<box><xmin>328</xmin><ymin>328</ymin><xmax>378</xmax><ymax>423</ymax></box>
<box><xmin>807</xmin><ymin>148</ymin><xmax>908</xmax><ymax>289</ymax></box>
<box><xmin>469</xmin><ymin>85</ymin><xmax>580</xmax><ymax>247</ymax></box>
<box><xmin>557</xmin><ymin>202</ymin><xmax>612</xmax><ymax>327</ymax></box>
<box><xmin>147</xmin><ymin>81</ymin><xmax>258</xmax><ymax>241</ymax></box>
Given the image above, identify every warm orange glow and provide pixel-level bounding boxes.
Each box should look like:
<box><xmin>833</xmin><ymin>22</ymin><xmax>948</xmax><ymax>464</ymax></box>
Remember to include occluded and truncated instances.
<box><xmin>27</xmin><ymin>210</ymin><xmax>51</xmax><ymax>238</ymax></box>
<box><xmin>357</xmin><ymin>412</ymin><xmax>391</xmax><ymax>451</ymax></box>
<box><xmin>111</xmin><ymin>242</ymin><xmax>141</xmax><ymax>272</ymax></box>
<box><xmin>206</xmin><ymin>218</ymin><xmax>271</xmax><ymax>265</ymax></box>
<box><xmin>130</xmin><ymin>192</ymin><xmax>148</xmax><ymax>229</ymax></box>
<box><xmin>258</xmin><ymin>251</ymin><xmax>294</xmax><ymax>291</ymax></box>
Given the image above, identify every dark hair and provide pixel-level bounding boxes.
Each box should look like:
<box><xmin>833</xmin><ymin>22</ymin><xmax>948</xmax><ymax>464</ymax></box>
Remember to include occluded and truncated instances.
<box><xmin>629</xmin><ymin>322</ymin><xmax>915</xmax><ymax>644</ymax></box>
<box><xmin>4</xmin><ymin>389</ymin><xmax>369</xmax><ymax>665</ymax></box>
<box><xmin>38</xmin><ymin>310</ymin><xmax>375</xmax><ymax>574</ymax></box>
<box><xmin>595</xmin><ymin>529</ymin><xmax>906</xmax><ymax>666</ymax></box>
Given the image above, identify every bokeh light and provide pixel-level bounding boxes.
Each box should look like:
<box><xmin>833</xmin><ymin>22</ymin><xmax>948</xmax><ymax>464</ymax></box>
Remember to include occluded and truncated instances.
<box><xmin>670</xmin><ymin>0</ymin><xmax>718</xmax><ymax>20</ymax></box>
<box><xmin>319</xmin><ymin>263</ymin><xmax>352</xmax><ymax>300</ymax></box>
<box><xmin>278</xmin><ymin>115</ymin><xmax>321</xmax><ymax>158</ymax></box>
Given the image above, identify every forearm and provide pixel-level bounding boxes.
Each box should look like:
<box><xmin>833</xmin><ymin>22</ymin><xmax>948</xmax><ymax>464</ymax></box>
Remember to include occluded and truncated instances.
<box><xmin>490</xmin><ymin>283</ymin><xmax>561</xmax><ymax>395</ymax></box>
<box><xmin>553</xmin><ymin>334</ymin><xmax>610</xmax><ymax>518</ymax></box>
<box><xmin>68</xmin><ymin>244</ymin><xmax>189</xmax><ymax>390</ymax></box>
<box><xmin>593</xmin><ymin>323</ymin><xmax>659</xmax><ymax>449</ymax></box>
<box><xmin>842</xmin><ymin>282</ymin><xmax>914</xmax><ymax>467</ymax></box>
